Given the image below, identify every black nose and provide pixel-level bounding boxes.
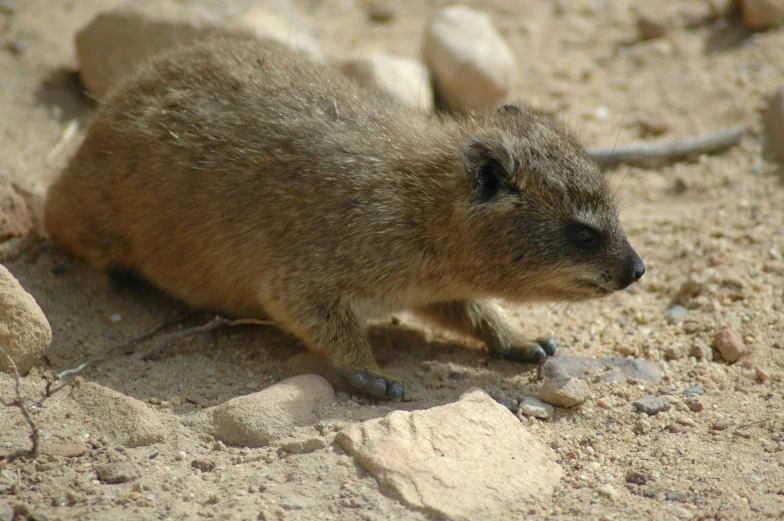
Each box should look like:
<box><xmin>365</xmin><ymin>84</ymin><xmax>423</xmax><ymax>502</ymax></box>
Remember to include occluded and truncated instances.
<box><xmin>628</xmin><ymin>252</ymin><xmax>645</xmax><ymax>283</ymax></box>
<box><xmin>618</xmin><ymin>251</ymin><xmax>645</xmax><ymax>289</ymax></box>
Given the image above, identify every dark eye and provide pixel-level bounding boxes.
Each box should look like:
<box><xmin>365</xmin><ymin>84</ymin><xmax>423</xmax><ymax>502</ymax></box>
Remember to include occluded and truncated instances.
<box><xmin>566</xmin><ymin>223</ymin><xmax>600</xmax><ymax>250</ymax></box>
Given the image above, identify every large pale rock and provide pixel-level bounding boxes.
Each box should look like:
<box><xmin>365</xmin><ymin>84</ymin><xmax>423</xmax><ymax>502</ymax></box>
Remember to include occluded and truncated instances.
<box><xmin>76</xmin><ymin>0</ymin><xmax>321</xmax><ymax>98</ymax></box>
<box><xmin>423</xmin><ymin>5</ymin><xmax>517</xmax><ymax>112</ymax></box>
<box><xmin>71</xmin><ymin>382</ymin><xmax>169</xmax><ymax>447</ymax></box>
<box><xmin>742</xmin><ymin>0</ymin><xmax>784</xmax><ymax>29</ymax></box>
<box><xmin>335</xmin><ymin>388</ymin><xmax>562</xmax><ymax>521</ymax></box>
<box><xmin>341</xmin><ymin>52</ymin><xmax>433</xmax><ymax>112</ymax></box>
<box><xmin>199</xmin><ymin>375</ymin><xmax>335</xmax><ymax>447</ymax></box>
<box><xmin>0</xmin><ymin>265</ymin><xmax>51</xmax><ymax>375</ymax></box>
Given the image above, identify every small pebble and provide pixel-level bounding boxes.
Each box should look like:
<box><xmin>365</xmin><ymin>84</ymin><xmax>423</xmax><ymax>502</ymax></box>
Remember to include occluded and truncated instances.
<box><xmin>517</xmin><ymin>397</ymin><xmax>554</xmax><ymax>419</ymax></box>
<box><xmin>666</xmin><ymin>305</ymin><xmax>688</xmax><ymax>319</ymax></box>
<box><xmin>713</xmin><ymin>328</ymin><xmax>749</xmax><ymax>363</ymax></box>
<box><xmin>598</xmin><ymin>484</ymin><xmax>618</xmax><ymax>498</ymax></box>
<box><xmin>95</xmin><ymin>463</ymin><xmax>139</xmax><ymax>484</ymax></box>
<box><xmin>625</xmin><ymin>469</ymin><xmax>648</xmax><ymax>485</ymax></box>
<box><xmin>175</xmin><ymin>451</ymin><xmax>186</xmax><ymax>461</ymax></box>
<box><xmin>638</xmin><ymin>15</ymin><xmax>668</xmax><ymax>40</ymax></box>
<box><xmin>682</xmin><ymin>386</ymin><xmax>704</xmax><ymax>397</ymax></box>
<box><xmin>367</xmin><ymin>3</ymin><xmax>395</xmax><ymax>23</ymax></box>
<box><xmin>632</xmin><ymin>395</ymin><xmax>671</xmax><ymax>415</ymax></box>
<box><xmin>634</xmin><ymin>418</ymin><xmax>651</xmax><ymax>434</ymax></box>
<box><xmin>665</xmin><ymin>423</ymin><xmax>687</xmax><ymax>434</ymax></box>
<box><xmin>712</xmin><ymin>417</ymin><xmax>734</xmax><ymax>431</ymax></box>
<box><xmin>686</xmin><ymin>397</ymin><xmax>703</xmax><ymax>412</ymax></box>
<box><xmin>539</xmin><ymin>377</ymin><xmax>590</xmax><ymax>408</ymax></box>
<box><xmin>169</xmin><ymin>395</ymin><xmax>183</xmax><ymax>406</ymax></box>
<box><xmin>191</xmin><ymin>459</ymin><xmax>216</xmax><ymax>472</ymax></box>
<box><xmin>755</xmin><ymin>367</ymin><xmax>769</xmax><ymax>382</ymax></box>
<box><xmin>110</xmin><ymin>313</ymin><xmax>122</xmax><ymax>322</ymax></box>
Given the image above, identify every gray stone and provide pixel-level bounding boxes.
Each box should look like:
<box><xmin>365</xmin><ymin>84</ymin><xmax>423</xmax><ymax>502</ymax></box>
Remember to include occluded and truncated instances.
<box><xmin>539</xmin><ymin>355</ymin><xmax>662</xmax><ymax>384</ymax></box>
<box><xmin>71</xmin><ymin>382</ymin><xmax>169</xmax><ymax>447</ymax></box>
<box><xmin>335</xmin><ymin>388</ymin><xmax>562</xmax><ymax>521</ymax></box>
<box><xmin>666</xmin><ymin>305</ymin><xmax>688</xmax><ymax>319</ymax></box>
<box><xmin>517</xmin><ymin>396</ymin><xmax>554</xmax><ymax>419</ymax></box>
<box><xmin>95</xmin><ymin>462</ymin><xmax>139</xmax><ymax>484</ymax></box>
<box><xmin>0</xmin><ymin>265</ymin><xmax>52</xmax><ymax>375</ymax></box>
<box><xmin>76</xmin><ymin>0</ymin><xmax>320</xmax><ymax>98</ymax></box>
<box><xmin>682</xmin><ymin>386</ymin><xmax>704</xmax><ymax>397</ymax></box>
<box><xmin>423</xmin><ymin>5</ymin><xmax>516</xmax><ymax>112</ymax></box>
<box><xmin>201</xmin><ymin>375</ymin><xmax>335</xmax><ymax>447</ymax></box>
<box><xmin>341</xmin><ymin>52</ymin><xmax>433</xmax><ymax>112</ymax></box>
<box><xmin>632</xmin><ymin>395</ymin><xmax>672</xmax><ymax>415</ymax></box>
<box><xmin>538</xmin><ymin>377</ymin><xmax>590</xmax><ymax>408</ymax></box>
<box><xmin>742</xmin><ymin>0</ymin><xmax>784</xmax><ymax>29</ymax></box>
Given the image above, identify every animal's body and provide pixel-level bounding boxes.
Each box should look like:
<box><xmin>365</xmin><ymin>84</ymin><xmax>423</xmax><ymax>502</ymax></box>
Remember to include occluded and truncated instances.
<box><xmin>45</xmin><ymin>38</ymin><xmax>645</xmax><ymax>397</ymax></box>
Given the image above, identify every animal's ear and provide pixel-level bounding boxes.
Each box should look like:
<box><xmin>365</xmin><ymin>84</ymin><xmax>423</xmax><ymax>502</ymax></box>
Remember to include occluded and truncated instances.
<box><xmin>463</xmin><ymin>138</ymin><xmax>515</xmax><ymax>203</ymax></box>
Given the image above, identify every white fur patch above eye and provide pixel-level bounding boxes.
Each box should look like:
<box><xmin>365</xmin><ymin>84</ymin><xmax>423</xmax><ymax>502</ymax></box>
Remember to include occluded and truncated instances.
<box><xmin>573</xmin><ymin>207</ymin><xmax>602</xmax><ymax>229</ymax></box>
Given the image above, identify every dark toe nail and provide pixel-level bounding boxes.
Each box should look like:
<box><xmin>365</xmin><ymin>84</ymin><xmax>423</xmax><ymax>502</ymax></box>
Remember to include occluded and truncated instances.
<box><xmin>344</xmin><ymin>370</ymin><xmax>369</xmax><ymax>389</ymax></box>
<box><xmin>540</xmin><ymin>337</ymin><xmax>557</xmax><ymax>355</ymax></box>
<box><xmin>386</xmin><ymin>381</ymin><xmax>404</xmax><ymax>399</ymax></box>
<box><xmin>530</xmin><ymin>346</ymin><xmax>547</xmax><ymax>362</ymax></box>
<box><xmin>368</xmin><ymin>377</ymin><xmax>388</xmax><ymax>397</ymax></box>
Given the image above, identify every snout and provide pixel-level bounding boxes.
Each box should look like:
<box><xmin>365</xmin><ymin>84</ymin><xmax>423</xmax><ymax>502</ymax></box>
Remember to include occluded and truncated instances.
<box><xmin>618</xmin><ymin>250</ymin><xmax>645</xmax><ymax>289</ymax></box>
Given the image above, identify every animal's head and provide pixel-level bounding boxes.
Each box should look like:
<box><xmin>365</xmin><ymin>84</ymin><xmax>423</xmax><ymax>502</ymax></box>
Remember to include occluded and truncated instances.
<box><xmin>455</xmin><ymin>105</ymin><xmax>644</xmax><ymax>302</ymax></box>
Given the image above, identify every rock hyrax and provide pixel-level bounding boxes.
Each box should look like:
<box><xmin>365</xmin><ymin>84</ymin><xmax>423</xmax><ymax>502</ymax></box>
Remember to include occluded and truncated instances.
<box><xmin>45</xmin><ymin>38</ymin><xmax>645</xmax><ymax>398</ymax></box>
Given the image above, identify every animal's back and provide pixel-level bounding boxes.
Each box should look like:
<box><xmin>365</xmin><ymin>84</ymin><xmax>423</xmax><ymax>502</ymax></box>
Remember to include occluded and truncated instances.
<box><xmin>45</xmin><ymin>39</ymin><xmax>431</xmax><ymax>317</ymax></box>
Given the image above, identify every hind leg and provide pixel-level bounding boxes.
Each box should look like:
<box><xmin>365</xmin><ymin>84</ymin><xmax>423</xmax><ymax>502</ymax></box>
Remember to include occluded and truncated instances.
<box><xmin>414</xmin><ymin>300</ymin><xmax>556</xmax><ymax>362</ymax></box>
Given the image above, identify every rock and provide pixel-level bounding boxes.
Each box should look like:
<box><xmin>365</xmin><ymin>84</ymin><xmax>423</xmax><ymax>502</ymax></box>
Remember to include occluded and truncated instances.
<box><xmin>598</xmin><ymin>484</ymin><xmax>618</xmax><ymax>499</ymax></box>
<box><xmin>742</xmin><ymin>0</ymin><xmax>784</xmax><ymax>29</ymax></box>
<box><xmin>634</xmin><ymin>418</ymin><xmax>652</xmax><ymax>434</ymax></box>
<box><xmin>686</xmin><ymin>396</ymin><xmax>704</xmax><ymax>412</ymax></box>
<box><xmin>625</xmin><ymin>469</ymin><xmax>649</xmax><ymax>485</ymax></box>
<box><xmin>632</xmin><ymin>395</ymin><xmax>671</xmax><ymax>415</ymax></box>
<box><xmin>202</xmin><ymin>375</ymin><xmax>335</xmax><ymax>447</ymax></box>
<box><xmin>765</xmin><ymin>87</ymin><xmax>784</xmax><ymax>161</ymax></box>
<box><xmin>279</xmin><ymin>435</ymin><xmax>327</xmax><ymax>454</ymax></box>
<box><xmin>341</xmin><ymin>52</ymin><xmax>433</xmax><ymax>112</ymax></box>
<box><xmin>76</xmin><ymin>0</ymin><xmax>320</xmax><ymax>98</ymax></box>
<box><xmin>712</xmin><ymin>417</ymin><xmax>734</xmax><ymax>431</ymax></box>
<box><xmin>0</xmin><ymin>175</ymin><xmax>34</xmax><ymax>246</ymax></box>
<box><xmin>538</xmin><ymin>377</ymin><xmax>590</xmax><ymax>408</ymax></box>
<box><xmin>41</xmin><ymin>442</ymin><xmax>89</xmax><ymax>458</ymax></box>
<box><xmin>637</xmin><ymin>15</ymin><xmax>668</xmax><ymax>40</ymax></box>
<box><xmin>0</xmin><ymin>499</ymin><xmax>11</xmax><ymax>521</ymax></box>
<box><xmin>690</xmin><ymin>340</ymin><xmax>714</xmax><ymax>361</ymax></box>
<box><xmin>712</xmin><ymin>328</ymin><xmax>748</xmax><ymax>363</ymax></box>
<box><xmin>539</xmin><ymin>355</ymin><xmax>662</xmax><ymax>384</ymax></box>
<box><xmin>666</xmin><ymin>305</ymin><xmax>688</xmax><ymax>319</ymax></box>
<box><xmin>279</xmin><ymin>495</ymin><xmax>317</xmax><ymax>511</ymax></box>
<box><xmin>190</xmin><ymin>459</ymin><xmax>216</xmax><ymax>472</ymax></box>
<box><xmin>71</xmin><ymin>382</ymin><xmax>169</xmax><ymax>447</ymax></box>
<box><xmin>95</xmin><ymin>462</ymin><xmax>139</xmax><ymax>484</ymax></box>
<box><xmin>423</xmin><ymin>5</ymin><xmax>516</xmax><ymax>112</ymax></box>
<box><xmin>666</xmin><ymin>490</ymin><xmax>690</xmax><ymax>503</ymax></box>
<box><xmin>335</xmin><ymin>388</ymin><xmax>562</xmax><ymax>521</ymax></box>
<box><xmin>682</xmin><ymin>386</ymin><xmax>704</xmax><ymax>397</ymax></box>
<box><xmin>517</xmin><ymin>396</ymin><xmax>554</xmax><ymax>419</ymax></box>
<box><xmin>0</xmin><ymin>265</ymin><xmax>52</xmax><ymax>375</ymax></box>
<box><xmin>639</xmin><ymin>114</ymin><xmax>670</xmax><ymax>136</ymax></box>
<box><xmin>367</xmin><ymin>3</ymin><xmax>395</xmax><ymax>23</ymax></box>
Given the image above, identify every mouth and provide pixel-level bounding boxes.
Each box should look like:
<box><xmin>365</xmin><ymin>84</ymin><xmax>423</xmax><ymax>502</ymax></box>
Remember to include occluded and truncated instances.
<box><xmin>578</xmin><ymin>280</ymin><xmax>614</xmax><ymax>295</ymax></box>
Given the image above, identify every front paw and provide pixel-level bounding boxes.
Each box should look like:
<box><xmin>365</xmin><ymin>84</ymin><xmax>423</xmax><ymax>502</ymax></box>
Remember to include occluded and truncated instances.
<box><xmin>335</xmin><ymin>367</ymin><xmax>405</xmax><ymax>399</ymax></box>
<box><xmin>498</xmin><ymin>337</ymin><xmax>557</xmax><ymax>363</ymax></box>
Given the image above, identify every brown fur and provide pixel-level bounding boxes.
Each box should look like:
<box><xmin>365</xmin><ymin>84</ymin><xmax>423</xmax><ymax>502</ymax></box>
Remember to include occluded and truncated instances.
<box><xmin>45</xmin><ymin>38</ymin><xmax>644</xmax><ymax>397</ymax></box>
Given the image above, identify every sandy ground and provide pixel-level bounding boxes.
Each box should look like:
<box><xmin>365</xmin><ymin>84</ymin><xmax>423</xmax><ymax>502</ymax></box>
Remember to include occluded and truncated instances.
<box><xmin>1</xmin><ymin>0</ymin><xmax>784</xmax><ymax>520</ymax></box>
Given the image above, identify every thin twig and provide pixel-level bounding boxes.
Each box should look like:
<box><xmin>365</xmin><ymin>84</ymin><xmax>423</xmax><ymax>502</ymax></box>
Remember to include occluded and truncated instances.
<box><xmin>1</xmin><ymin>346</ymin><xmax>41</xmax><ymax>462</ymax></box>
<box><xmin>56</xmin><ymin>314</ymin><xmax>192</xmax><ymax>380</ymax></box>
<box><xmin>736</xmin><ymin>419</ymin><xmax>771</xmax><ymax>430</ymax></box>
<box><xmin>587</xmin><ymin>125</ymin><xmax>745</xmax><ymax>166</ymax></box>
<box><xmin>142</xmin><ymin>316</ymin><xmax>276</xmax><ymax>361</ymax></box>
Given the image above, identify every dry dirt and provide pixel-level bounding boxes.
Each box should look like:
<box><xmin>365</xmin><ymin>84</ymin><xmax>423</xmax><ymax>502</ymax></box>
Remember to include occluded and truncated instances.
<box><xmin>1</xmin><ymin>0</ymin><xmax>784</xmax><ymax>520</ymax></box>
